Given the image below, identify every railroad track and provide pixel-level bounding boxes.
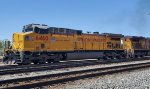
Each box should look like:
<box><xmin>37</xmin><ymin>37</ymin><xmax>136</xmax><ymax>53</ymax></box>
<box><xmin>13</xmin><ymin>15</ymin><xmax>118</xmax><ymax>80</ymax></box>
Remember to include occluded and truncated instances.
<box><xmin>0</xmin><ymin>59</ymin><xmax>105</xmax><ymax>75</ymax></box>
<box><xmin>0</xmin><ymin>57</ymin><xmax>149</xmax><ymax>75</ymax></box>
<box><xmin>1</xmin><ymin>61</ymin><xmax>150</xmax><ymax>89</ymax></box>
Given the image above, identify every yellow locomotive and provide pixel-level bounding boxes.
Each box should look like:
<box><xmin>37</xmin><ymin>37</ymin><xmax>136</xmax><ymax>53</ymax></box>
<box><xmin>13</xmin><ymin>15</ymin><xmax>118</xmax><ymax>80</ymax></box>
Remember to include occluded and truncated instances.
<box><xmin>3</xmin><ymin>24</ymin><xmax>150</xmax><ymax>65</ymax></box>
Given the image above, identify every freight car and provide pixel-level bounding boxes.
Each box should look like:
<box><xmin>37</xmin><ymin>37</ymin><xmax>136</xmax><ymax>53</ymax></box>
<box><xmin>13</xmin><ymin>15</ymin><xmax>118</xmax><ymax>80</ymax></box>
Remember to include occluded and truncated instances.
<box><xmin>3</xmin><ymin>24</ymin><xmax>150</xmax><ymax>65</ymax></box>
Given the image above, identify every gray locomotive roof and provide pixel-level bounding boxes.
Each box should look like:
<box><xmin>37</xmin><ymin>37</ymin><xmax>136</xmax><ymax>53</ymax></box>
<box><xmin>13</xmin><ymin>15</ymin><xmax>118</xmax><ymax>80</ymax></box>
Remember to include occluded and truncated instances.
<box><xmin>125</xmin><ymin>36</ymin><xmax>145</xmax><ymax>39</ymax></box>
<box><xmin>23</xmin><ymin>24</ymin><xmax>50</xmax><ymax>29</ymax></box>
<box><xmin>101</xmin><ymin>33</ymin><xmax>124</xmax><ymax>37</ymax></box>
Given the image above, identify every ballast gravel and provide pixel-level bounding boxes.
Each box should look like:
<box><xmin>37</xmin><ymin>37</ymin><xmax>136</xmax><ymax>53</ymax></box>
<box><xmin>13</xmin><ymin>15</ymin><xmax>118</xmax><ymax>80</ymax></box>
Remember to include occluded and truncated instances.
<box><xmin>1</xmin><ymin>59</ymin><xmax>150</xmax><ymax>81</ymax></box>
<box><xmin>47</xmin><ymin>67</ymin><xmax>150</xmax><ymax>89</ymax></box>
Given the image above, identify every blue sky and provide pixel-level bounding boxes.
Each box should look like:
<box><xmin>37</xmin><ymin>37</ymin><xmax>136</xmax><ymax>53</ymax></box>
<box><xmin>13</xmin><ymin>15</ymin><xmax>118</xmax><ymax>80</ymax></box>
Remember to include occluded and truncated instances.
<box><xmin>0</xmin><ymin>0</ymin><xmax>150</xmax><ymax>40</ymax></box>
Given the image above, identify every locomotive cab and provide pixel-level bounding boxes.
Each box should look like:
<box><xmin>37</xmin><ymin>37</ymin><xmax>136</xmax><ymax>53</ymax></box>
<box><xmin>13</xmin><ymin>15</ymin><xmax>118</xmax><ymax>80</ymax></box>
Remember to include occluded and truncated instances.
<box><xmin>3</xmin><ymin>24</ymin><xmax>77</xmax><ymax>65</ymax></box>
<box><xmin>22</xmin><ymin>24</ymin><xmax>49</xmax><ymax>34</ymax></box>
<box><xmin>3</xmin><ymin>24</ymin><xmax>51</xmax><ymax>64</ymax></box>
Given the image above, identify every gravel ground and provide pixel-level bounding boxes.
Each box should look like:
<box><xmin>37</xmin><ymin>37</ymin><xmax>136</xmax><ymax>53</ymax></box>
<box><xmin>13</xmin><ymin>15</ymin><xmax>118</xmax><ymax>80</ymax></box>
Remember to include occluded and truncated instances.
<box><xmin>1</xmin><ymin>59</ymin><xmax>150</xmax><ymax>82</ymax></box>
<box><xmin>47</xmin><ymin>67</ymin><xmax>150</xmax><ymax>89</ymax></box>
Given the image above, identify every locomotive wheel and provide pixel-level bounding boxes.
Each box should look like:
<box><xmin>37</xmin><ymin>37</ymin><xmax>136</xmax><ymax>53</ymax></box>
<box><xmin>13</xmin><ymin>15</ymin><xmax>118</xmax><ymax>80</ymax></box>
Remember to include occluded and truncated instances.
<box><xmin>33</xmin><ymin>61</ymin><xmax>38</xmax><ymax>64</ymax></box>
<box><xmin>47</xmin><ymin>59</ymin><xmax>54</xmax><ymax>63</ymax></box>
<box><xmin>53</xmin><ymin>61</ymin><xmax>60</xmax><ymax>63</ymax></box>
<box><xmin>116</xmin><ymin>56</ymin><xmax>121</xmax><ymax>59</ymax></box>
<box><xmin>17</xmin><ymin>63</ymin><xmax>23</xmax><ymax>65</ymax></box>
<box><xmin>17</xmin><ymin>63</ymin><xmax>30</xmax><ymax>65</ymax></box>
<box><xmin>39</xmin><ymin>62</ymin><xmax>45</xmax><ymax>64</ymax></box>
<box><xmin>134</xmin><ymin>55</ymin><xmax>138</xmax><ymax>58</ymax></box>
<box><xmin>47</xmin><ymin>61</ymin><xmax>52</xmax><ymax>63</ymax></box>
<box><xmin>140</xmin><ymin>55</ymin><xmax>144</xmax><ymax>58</ymax></box>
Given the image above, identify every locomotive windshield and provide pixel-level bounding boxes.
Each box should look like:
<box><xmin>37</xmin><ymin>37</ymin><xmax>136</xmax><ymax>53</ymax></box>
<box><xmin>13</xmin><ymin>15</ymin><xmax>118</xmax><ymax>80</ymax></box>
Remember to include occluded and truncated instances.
<box><xmin>22</xmin><ymin>28</ymin><xmax>33</xmax><ymax>32</ymax></box>
<box><xmin>34</xmin><ymin>27</ymin><xmax>49</xmax><ymax>34</ymax></box>
<box><xmin>23</xmin><ymin>27</ymin><xmax>49</xmax><ymax>34</ymax></box>
<box><xmin>22</xmin><ymin>24</ymin><xmax>49</xmax><ymax>34</ymax></box>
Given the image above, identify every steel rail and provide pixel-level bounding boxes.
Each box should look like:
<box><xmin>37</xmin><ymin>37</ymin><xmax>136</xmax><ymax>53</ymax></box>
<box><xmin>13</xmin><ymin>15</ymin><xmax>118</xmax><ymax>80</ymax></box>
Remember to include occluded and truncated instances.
<box><xmin>0</xmin><ymin>57</ymin><xmax>149</xmax><ymax>75</ymax></box>
<box><xmin>1</xmin><ymin>61</ymin><xmax>150</xmax><ymax>89</ymax></box>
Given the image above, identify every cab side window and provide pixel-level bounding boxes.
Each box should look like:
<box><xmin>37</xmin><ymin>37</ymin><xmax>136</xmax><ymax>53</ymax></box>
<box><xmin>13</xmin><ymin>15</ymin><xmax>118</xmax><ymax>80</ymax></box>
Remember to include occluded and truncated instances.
<box><xmin>34</xmin><ymin>27</ymin><xmax>49</xmax><ymax>34</ymax></box>
<box><xmin>34</xmin><ymin>27</ymin><xmax>40</xmax><ymax>33</ymax></box>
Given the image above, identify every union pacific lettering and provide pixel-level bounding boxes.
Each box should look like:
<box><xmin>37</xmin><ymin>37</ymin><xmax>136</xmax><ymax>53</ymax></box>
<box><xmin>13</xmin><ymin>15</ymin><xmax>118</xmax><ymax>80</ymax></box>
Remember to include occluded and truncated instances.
<box><xmin>36</xmin><ymin>36</ymin><xmax>49</xmax><ymax>41</ymax></box>
<box><xmin>77</xmin><ymin>38</ymin><xmax>106</xmax><ymax>42</ymax></box>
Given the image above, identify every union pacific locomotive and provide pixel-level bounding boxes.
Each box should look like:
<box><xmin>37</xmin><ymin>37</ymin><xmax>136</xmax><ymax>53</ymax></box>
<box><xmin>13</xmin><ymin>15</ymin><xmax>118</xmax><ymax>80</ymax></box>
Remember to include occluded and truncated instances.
<box><xmin>3</xmin><ymin>24</ymin><xmax>150</xmax><ymax>65</ymax></box>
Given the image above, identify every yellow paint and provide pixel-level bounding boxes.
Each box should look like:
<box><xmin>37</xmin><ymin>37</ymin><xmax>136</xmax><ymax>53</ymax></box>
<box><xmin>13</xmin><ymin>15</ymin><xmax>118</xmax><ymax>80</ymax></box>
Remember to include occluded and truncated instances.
<box><xmin>12</xmin><ymin>32</ymin><xmax>150</xmax><ymax>52</ymax></box>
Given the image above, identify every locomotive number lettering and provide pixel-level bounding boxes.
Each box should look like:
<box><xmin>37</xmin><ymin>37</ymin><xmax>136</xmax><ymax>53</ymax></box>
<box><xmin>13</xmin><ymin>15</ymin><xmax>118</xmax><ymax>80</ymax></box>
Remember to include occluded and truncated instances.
<box><xmin>36</xmin><ymin>36</ymin><xmax>48</xmax><ymax>41</ymax></box>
